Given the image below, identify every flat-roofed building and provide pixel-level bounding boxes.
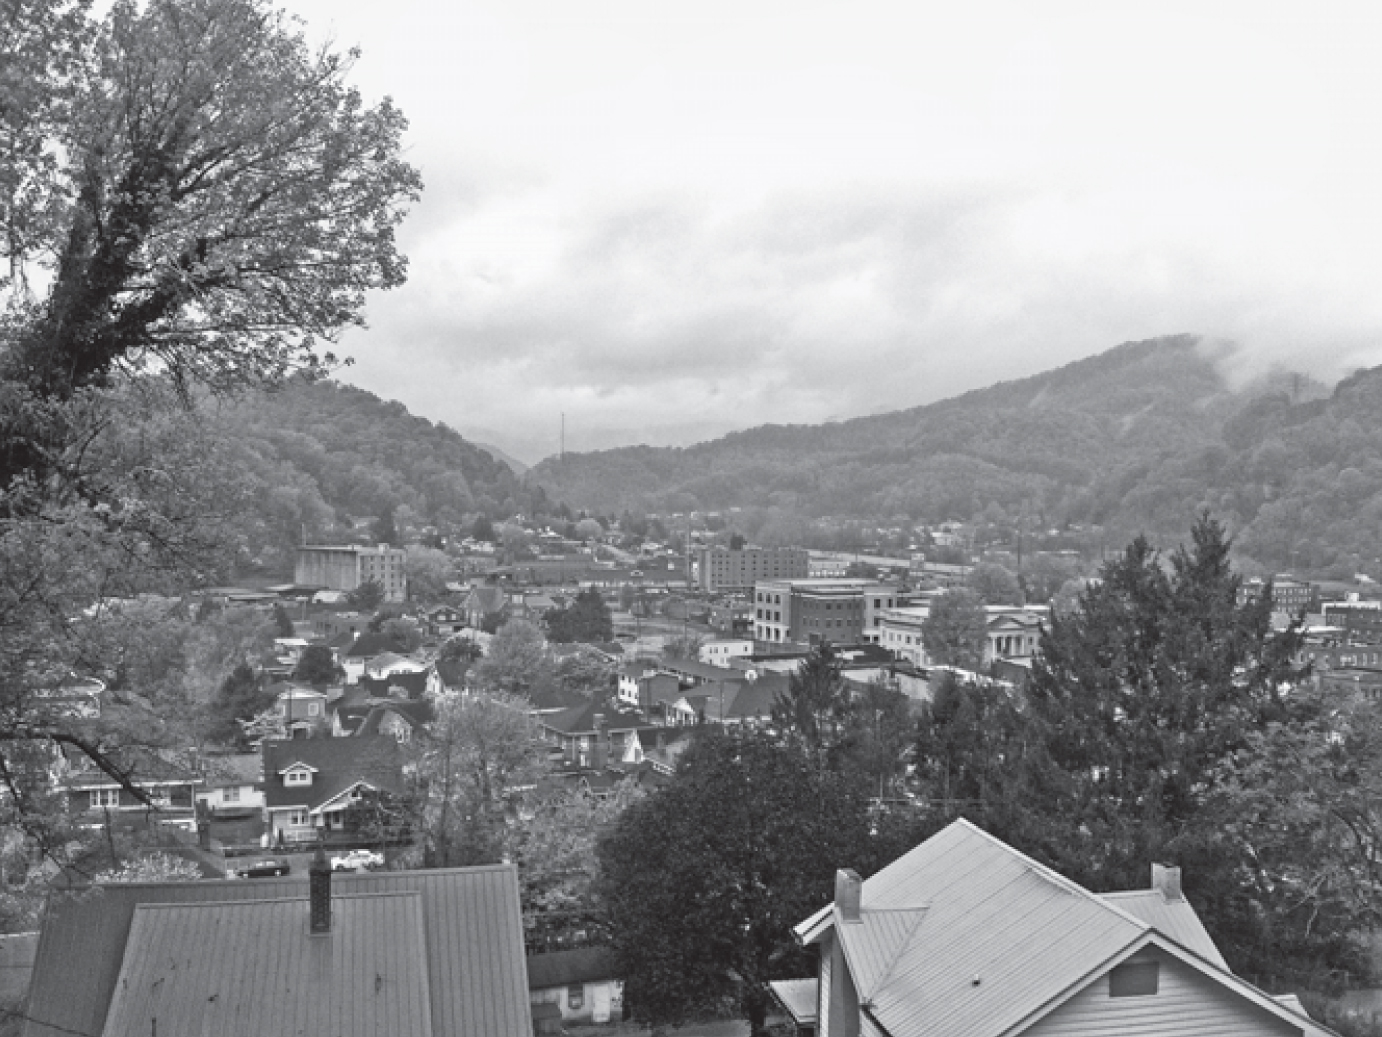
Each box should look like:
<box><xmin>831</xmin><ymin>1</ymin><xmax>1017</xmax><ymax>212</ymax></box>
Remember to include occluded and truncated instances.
<box><xmin>753</xmin><ymin>579</ymin><xmax>897</xmax><ymax>647</ymax></box>
<box><xmin>695</xmin><ymin>546</ymin><xmax>809</xmax><ymax>593</ymax></box>
<box><xmin>296</xmin><ymin>544</ymin><xmax>407</xmax><ymax>602</ymax></box>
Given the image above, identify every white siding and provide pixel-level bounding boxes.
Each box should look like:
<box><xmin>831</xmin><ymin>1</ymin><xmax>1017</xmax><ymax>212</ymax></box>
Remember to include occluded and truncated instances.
<box><xmin>818</xmin><ymin>932</ymin><xmax>833</xmax><ymax>1037</ymax></box>
<box><xmin>1024</xmin><ymin>950</ymin><xmax>1301</xmax><ymax>1037</ymax></box>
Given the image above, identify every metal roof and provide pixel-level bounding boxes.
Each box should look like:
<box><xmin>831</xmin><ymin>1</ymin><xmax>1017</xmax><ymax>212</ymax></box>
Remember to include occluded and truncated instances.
<box><xmin>798</xmin><ymin>819</ymin><xmax>1336</xmax><ymax>1037</ymax></box>
<box><xmin>1101</xmin><ymin>889</ymin><xmax>1228</xmax><ymax>968</ymax></box>
<box><xmin>102</xmin><ymin>892</ymin><xmax>433</xmax><ymax>1037</ymax></box>
<box><xmin>768</xmin><ymin>978</ymin><xmax>818</xmax><ymax>1024</ymax></box>
<box><xmin>25</xmin><ymin>865</ymin><xmax>532</xmax><ymax>1037</ymax></box>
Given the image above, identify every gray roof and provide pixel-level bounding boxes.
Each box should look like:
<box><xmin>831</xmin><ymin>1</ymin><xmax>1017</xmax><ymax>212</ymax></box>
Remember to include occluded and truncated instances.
<box><xmin>795</xmin><ymin>819</ymin><xmax>1331</xmax><ymax>1037</ymax></box>
<box><xmin>526</xmin><ymin>947</ymin><xmax>617</xmax><ymax>989</ymax></box>
<box><xmin>768</xmin><ymin>978</ymin><xmax>818</xmax><ymax>1024</ymax></box>
<box><xmin>103</xmin><ymin>892</ymin><xmax>433</xmax><ymax>1037</ymax></box>
<box><xmin>24</xmin><ymin>865</ymin><xmax>532</xmax><ymax>1037</ymax></box>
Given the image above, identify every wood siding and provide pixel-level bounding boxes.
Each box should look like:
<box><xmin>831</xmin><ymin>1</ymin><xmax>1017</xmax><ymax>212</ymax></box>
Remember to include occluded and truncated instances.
<box><xmin>818</xmin><ymin>932</ymin><xmax>833</xmax><ymax>1037</ymax></box>
<box><xmin>1023</xmin><ymin>950</ymin><xmax>1302</xmax><ymax>1037</ymax></box>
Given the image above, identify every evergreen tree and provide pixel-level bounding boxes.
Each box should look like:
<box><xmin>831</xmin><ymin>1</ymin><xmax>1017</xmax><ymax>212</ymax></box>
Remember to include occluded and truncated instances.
<box><xmin>292</xmin><ymin>645</ymin><xmax>341</xmax><ymax>686</ymax></box>
<box><xmin>771</xmin><ymin>645</ymin><xmax>850</xmax><ymax>762</ymax></box>
<box><xmin>1024</xmin><ymin>514</ymin><xmax>1312</xmax><ymax>985</ymax></box>
<box><xmin>205</xmin><ymin>662</ymin><xmax>272</xmax><ymax>747</ymax></box>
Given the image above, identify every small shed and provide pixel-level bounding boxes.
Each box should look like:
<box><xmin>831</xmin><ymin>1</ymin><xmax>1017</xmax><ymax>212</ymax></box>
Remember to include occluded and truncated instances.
<box><xmin>527</xmin><ymin>947</ymin><xmax>622</xmax><ymax>1025</ymax></box>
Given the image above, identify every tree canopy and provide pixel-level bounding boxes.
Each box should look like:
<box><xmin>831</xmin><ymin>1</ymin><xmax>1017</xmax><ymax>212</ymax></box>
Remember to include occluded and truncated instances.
<box><xmin>598</xmin><ymin>730</ymin><xmax>879</xmax><ymax>1036</ymax></box>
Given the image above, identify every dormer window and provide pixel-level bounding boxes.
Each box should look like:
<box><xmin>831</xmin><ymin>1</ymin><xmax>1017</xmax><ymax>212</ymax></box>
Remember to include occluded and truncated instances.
<box><xmin>284</xmin><ymin>766</ymin><xmax>313</xmax><ymax>786</ymax></box>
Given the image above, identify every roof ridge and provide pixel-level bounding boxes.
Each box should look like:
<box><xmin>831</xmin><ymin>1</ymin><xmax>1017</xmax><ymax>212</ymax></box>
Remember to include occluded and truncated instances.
<box><xmin>952</xmin><ymin>818</ymin><xmax>1151</xmax><ymax>935</ymax></box>
<box><xmin>857</xmin><ymin>906</ymin><xmax>930</xmax><ymax>1005</ymax></box>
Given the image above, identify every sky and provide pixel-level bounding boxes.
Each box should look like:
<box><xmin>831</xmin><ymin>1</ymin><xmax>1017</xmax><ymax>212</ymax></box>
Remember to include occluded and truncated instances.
<box><xmin>279</xmin><ymin>0</ymin><xmax>1382</xmax><ymax>464</ymax></box>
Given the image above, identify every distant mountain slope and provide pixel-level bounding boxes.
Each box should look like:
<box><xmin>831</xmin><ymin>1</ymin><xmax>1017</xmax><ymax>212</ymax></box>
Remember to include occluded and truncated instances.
<box><xmin>203</xmin><ymin>378</ymin><xmax>548</xmax><ymax>572</ymax></box>
<box><xmin>529</xmin><ymin>336</ymin><xmax>1381</xmax><ymax>577</ymax></box>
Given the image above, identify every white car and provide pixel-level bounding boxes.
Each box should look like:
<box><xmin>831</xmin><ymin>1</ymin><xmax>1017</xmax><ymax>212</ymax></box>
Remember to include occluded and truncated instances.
<box><xmin>330</xmin><ymin>849</ymin><xmax>384</xmax><ymax>872</ymax></box>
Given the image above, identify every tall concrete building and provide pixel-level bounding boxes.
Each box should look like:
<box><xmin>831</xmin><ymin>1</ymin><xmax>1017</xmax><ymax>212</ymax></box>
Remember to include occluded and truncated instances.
<box><xmin>753</xmin><ymin>578</ymin><xmax>897</xmax><ymax>646</ymax></box>
<box><xmin>295</xmin><ymin>544</ymin><xmax>408</xmax><ymax>602</ymax></box>
<box><xmin>694</xmin><ymin>545</ymin><xmax>809</xmax><ymax>593</ymax></box>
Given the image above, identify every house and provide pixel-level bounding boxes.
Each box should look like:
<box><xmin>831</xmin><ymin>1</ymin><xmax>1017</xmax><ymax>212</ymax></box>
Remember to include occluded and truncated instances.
<box><xmin>776</xmin><ymin>818</ymin><xmax>1331</xmax><ymax>1037</ymax></box>
<box><xmin>62</xmin><ymin>747</ymin><xmax>201</xmax><ymax>824</ymax></box>
<box><xmin>261</xmin><ymin>736</ymin><xmax>404</xmax><ymax>844</ymax></box>
<box><xmin>22</xmin><ymin>861</ymin><xmax>532</xmax><ymax>1037</ymax></box>
<box><xmin>425</xmin><ymin>603</ymin><xmax>467</xmax><ymax>637</ymax></box>
<box><xmin>464</xmin><ymin>583</ymin><xmax>509</xmax><ymax>629</ymax></box>
<box><xmin>537</xmin><ymin>703</ymin><xmax>651</xmax><ymax>771</ymax></box>
<box><xmin>528</xmin><ymin>946</ymin><xmax>624</xmax><ymax>1025</ymax></box>
<box><xmin>699</xmin><ymin>638</ymin><xmax>754</xmax><ymax>668</ymax></box>
<box><xmin>623</xmin><ymin>726</ymin><xmax>694</xmax><ymax>776</ymax></box>
<box><xmin>269</xmin><ymin>682</ymin><xmax>331</xmax><ymax>735</ymax></box>
<box><xmin>363</xmin><ymin>650</ymin><xmax>428</xmax><ymax>682</ymax></box>
<box><xmin>340</xmin><ymin>631</ymin><xmax>403</xmax><ymax>683</ymax></box>
<box><xmin>195</xmin><ymin>752</ymin><xmax>263</xmax><ymax>818</ymax></box>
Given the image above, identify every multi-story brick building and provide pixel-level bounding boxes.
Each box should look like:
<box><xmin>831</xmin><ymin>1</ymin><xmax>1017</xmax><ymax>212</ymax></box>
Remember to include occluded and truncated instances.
<box><xmin>694</xmin><ymin>546</ymin><xmax>809</xmax><ymax>593</ymax></box>
<box><xmin>295</xmin><ymin>544</ymin><xmax>408</xmax><ymax>602</ymax></box>
<box><xmin>753</xmin><ymin>578</ymin><xmax>897</xmax><ymax>647</ymax></box>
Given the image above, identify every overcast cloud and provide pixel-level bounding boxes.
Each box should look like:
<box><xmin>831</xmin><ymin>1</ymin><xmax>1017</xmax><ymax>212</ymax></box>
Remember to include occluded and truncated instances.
<box><xmin>281</xmin><ymin>0</ymin><xmax>1382</xmax><ymax>462</ymax></box>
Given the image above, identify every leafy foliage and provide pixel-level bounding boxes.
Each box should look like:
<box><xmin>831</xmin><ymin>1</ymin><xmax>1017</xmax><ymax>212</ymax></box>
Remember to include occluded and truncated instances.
<box><xmin>922</xmin><ymin>588</ymin><xmax>987</xmax><ymax>670</ymax></box>
<box><xmin>598</xmin><ymin>730</ymin><xmax>878</xmax><ymax>1036</ymax></box>
<box><xmin>545</xmin><ymin>588</ymin><xmax>613</xmax><ymax>643</ymax></box>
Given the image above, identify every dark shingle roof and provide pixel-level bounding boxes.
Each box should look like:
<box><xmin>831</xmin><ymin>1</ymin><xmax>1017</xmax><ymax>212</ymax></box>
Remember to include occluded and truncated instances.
<box><xmin>262</xmin><ymin>736</ymin><xmax>403</xmax><ymax>811</ymax></box>
<box><xmin>359</xmin><ymin>670</ymin><xmax>429</xmax><ymax>699</ymax></box>
<box><xmin>25</xmin><ymin>865</ymin><xmax>532</xmax><ymax>1037</ymax></box>
<box><xmin>526</xmin><ymin>947</ymin><xmax>617</xmax><ymax>989</ymax></box>
<box><xmin>345</xmin><ymin>632</ymin><xmax>401</xmax><ymax>658</ymax></box>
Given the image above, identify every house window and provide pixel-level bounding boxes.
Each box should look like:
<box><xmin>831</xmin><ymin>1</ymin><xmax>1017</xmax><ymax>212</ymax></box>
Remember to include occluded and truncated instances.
<box><xmin>288</xmin><ymin>809</ymin><xmax>309</xmax><ymax>827</ymax></box>
<box><xmin>90</xmin><ymin>788</ymin><xmax>119</xmax><ymax>809</ymax></box>
<box><xmin>1109</xmin><ymin>961</ymin><xmax>1159</xmax><ymax>997</ymax></box>
<box><xmin>308</xmin><ymin>702</ymin><xmax>320</xmax><ymax>716</ymax></box>
<box><xmin>223</xmin><ymin>786</ymin><xmax>241</xmax><ymax>803</ymax></box>
<box><xmin>285</xmin><ymin>768</ymin><xmax>312</xmax><ymax>786</ymax></box>
<box><xmin>567</xmin><ymin>984</ymin><xmax>584</xmax><ymax>1010</ymax></box>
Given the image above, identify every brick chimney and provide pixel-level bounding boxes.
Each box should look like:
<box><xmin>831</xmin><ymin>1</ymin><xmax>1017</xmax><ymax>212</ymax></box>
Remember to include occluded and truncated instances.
<box><xmin>1152</xmin><ymin>862</ymin><xmax>1183</xmax><ymax>901</ymax></box>
<box><xmin>309</xmin><ymin>844</ymin><xmax>332</xmax><ymax>935</ymax></box>
<box><xmin>835</xmin><ymin>868</ymin><xmax>863</xmax><ymax>923</ymax></box>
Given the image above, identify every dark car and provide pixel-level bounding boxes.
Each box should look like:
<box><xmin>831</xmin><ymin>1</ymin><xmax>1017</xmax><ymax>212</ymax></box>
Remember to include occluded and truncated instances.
<box><xmin>233</xmin><ymin>857</ymin><xmax>291</xmax><ymax>878</ymax></box>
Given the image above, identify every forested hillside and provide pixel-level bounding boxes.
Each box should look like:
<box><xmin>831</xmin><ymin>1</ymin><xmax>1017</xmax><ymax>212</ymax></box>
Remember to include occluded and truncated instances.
<box><xmin>202</xmin><ymin>378</ymin><xmax>550</xmax><ymax>573</ymax></box>
<box><xmin>529</xmin><ymin>336</ymin><xmax>1382</xmax><ymax>578</ymax></box>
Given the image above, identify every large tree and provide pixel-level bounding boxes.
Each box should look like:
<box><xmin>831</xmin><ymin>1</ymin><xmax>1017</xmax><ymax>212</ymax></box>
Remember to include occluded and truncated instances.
<box><xmin>598</xmin><ymin>730</ymin><xmax>878</xmax><ymax>1037</ymax></box>
<box><xmin>409</xmin><ymin>689</ymin><xmax>547</xmax><ymax>869</ymax></box>
<box><xmin>1022</xmin><ymin>515</ymin><xmax>1317</xmax><ymax>986</ymax></box>
<box><xmin>922</xmin><ymin>587</ymin><xmax>987</xmax><ymax>670</ymax></box>
<box><xmin>0</xmin><ymin>0</ymin><xmax>417</xmax><ymax>859</ymax></box>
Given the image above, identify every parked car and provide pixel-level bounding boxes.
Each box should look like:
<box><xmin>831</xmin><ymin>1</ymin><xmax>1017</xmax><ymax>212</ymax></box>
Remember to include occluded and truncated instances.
<box><xmin>232</xmin><ymin>857</ymin><xmax>291</xmax><ymax>878</ymax></box>
<box><xmin>331</xmin><ymin>849</ymin><xmax>383</xmax><ymax>872</ymax></box>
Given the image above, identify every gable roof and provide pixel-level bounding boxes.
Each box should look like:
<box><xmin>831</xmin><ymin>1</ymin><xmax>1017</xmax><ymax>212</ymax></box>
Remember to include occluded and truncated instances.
<box><xmin>359</xmin><ymin>670</ymin><xmax>430</xmax><ymax>699</ymax></box>
<box><xmin>262</xmin><ymin>736</ymin><xmax>403</xmax><ymax>811</ymax></box>
<box><xmin>103</xmin><ymin>892</ymin><xmax>432</xmax><ymax>1037</ymax></box>
<box><xmin>796</xmin><ymin>819</ymin><xmax>1331</xmax><ymax>1037</ymax></box>
<box><xmin>356</xmin><ymin>699</ymin><xmax>433</xmax><ymax>737</ymax></box>
<box><xmin>24</xmin><ymin>865</ymin><xmax>531</xmax><ymax>1037</ymax></box>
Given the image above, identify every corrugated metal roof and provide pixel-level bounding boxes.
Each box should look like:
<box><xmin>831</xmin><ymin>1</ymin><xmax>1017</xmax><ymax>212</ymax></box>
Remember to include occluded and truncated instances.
<box><xmin>827</xmin><ymin>820</ymin><xmax>1150</xmax><ymax>1037</ymax></box>
<box><xmin>102</xmin><ymin>892</ymin><xmax>433</xmax><ymax>1037</ymax></box>
<box><xmin>1101</xmin><ymin>889</ymin><xmax>1228</xmax><ymax>968</ymax></box>
<box><xmin>835</xmin><ymin>907</ymin><xmax>927</xmax><ymax>1002</ymax></box>
<box><xmin>25</xmin><ymin>865</ymin><xmax>531</xmax><ymax>1037</ymax></box>
<box><xmin>768</xmin><ymin>978</ymin><xmax>818</xmax><ymax>1023</ymax></box>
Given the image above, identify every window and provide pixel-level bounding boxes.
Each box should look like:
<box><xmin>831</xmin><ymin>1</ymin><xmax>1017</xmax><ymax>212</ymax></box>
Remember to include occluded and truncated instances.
<box><xmin>1109</xmin><ymin>961</ymin><xmax>1159</xmax><ymax>997</ymax></box>
<box><xmin>90</xmin><ymin>788</ymin><xmax>119</xmax><ymax>809</ymax></box>
<box><xmin>223</xmin><ymin>786</ymin><xmax>241</xmax><ymax>803</ymax></box>
<box><xmin>567</xmin><ymin>985</ymin><xmax>584</xmax><ymax>1010</ymax></box>
<box><xmin>288</xmin><ymin>809</ymin><xmax>309</xmax><ymax>827</ymax></box>
<box><xmin>285</xmin><ymin>768</ymin><xmax>312</xmax><ymax>786</ymax></box>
